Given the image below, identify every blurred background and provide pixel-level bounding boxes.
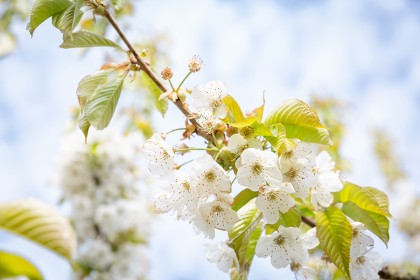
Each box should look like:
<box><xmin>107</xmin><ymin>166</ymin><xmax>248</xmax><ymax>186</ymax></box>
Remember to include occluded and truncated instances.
<box><xmin>1</xmin><ymin>0</ymin><xmax>420</xmax><ymax>279</ymax></box>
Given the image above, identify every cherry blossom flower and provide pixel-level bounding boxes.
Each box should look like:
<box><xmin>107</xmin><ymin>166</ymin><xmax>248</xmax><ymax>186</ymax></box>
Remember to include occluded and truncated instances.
<box><xmin>143</xmin><ymin>133</ymin><xmax>175</xmax><ymax>177</ymax></box>
<box><xmin>191</xmin><ymin>154</ymin><xmax>231</xmax><ymax>198</ymax></box>
<box><xmin>199</xmin><ymin>200</ymin><xmax>239</xmax><ymax>232</ymax></box>
<box><xmin>255</xmin><ymin>183</ymin><xmax>296</xmax><ymax>224</ymax></box>
<box><xmin>350</xmin><ymin>222</ymin><xmax>374</xmax><ymax>259</ymax></box>
<box><xmin>350</xmin><ymin>251</ymin><xmax>383</xmax><ymax>280</ymax></box>
<box><xmin>281</xmin><ymin>143</ymin><xmax>316</xmax><ymax>199</ymax></box>
<box><xmin>311</xmin><ymin>151</ymin><xmax>343</xmax><ymax>208</ymax></box>
<box><xmin>190</xmin><ymin>80</ymin><xmax>227</xmax><ymax>119</ymax></box>
<box><xmin>237</xmin><ymin>148</ymin><xmax>283</xmax><ymax>191</ymax></box>
<box><xmin>256</xmin><ymin>226</ymin><xmax>308</xmax><ymax>268</ymax></box>
<box><xmin>228</xmin><ymin>134</ymin><xmax>262</xmax><ymax>155</ymax></box>
<box><xmin>205</xmin><ymin>241</ymin><xmax>238</xmax><ymax>273</ymax></box>
<box><xmin>152</xmin><ymin>170</ymin><xmax>199</xmax><ymax>215</ymax></box>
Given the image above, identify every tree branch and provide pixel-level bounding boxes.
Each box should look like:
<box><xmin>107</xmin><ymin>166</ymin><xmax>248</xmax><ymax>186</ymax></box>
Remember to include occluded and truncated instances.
<box><xmin>301</xmin><ymin>216</ymin><xmax>316</xmax><ymax>227</ymax></box>
<box><xmin>102</xmin><ymin>8</ymin><xmax>214</xmax><ymax>144</ymax></box>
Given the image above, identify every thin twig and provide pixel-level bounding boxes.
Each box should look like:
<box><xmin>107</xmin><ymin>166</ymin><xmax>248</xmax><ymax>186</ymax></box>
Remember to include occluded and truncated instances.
<box><xmin>301</xmin><ymin>216</ymin><xmax>316</xmax><ymax>228</ymax></box>
<box><xmin>102</xmin><ymin>8</ymin><xmax>214</xmax><ymax>143</ymax></box>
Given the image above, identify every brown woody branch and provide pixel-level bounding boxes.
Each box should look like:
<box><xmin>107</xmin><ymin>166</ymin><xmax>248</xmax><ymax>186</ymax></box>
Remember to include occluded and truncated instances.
<box><xmin>102</xmin><ymin>8</ymin><xmax>214</xmax><ymax>144</ymax></box>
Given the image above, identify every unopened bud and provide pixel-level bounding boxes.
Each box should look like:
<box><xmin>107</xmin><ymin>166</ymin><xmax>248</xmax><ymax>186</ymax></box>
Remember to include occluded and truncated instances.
<box><xmin>188</xmin><ymin>55</ymin><xmax>203</xmax><ymax>73</ymax></box>
<box><xmin>226</xmin><ymin>125</ymin><xmax>238</xmax><ymax>137</ymax></box>
<box><xmin>183</xmin><ymin>124</ymin><xmax>196</xmax><ymax>139</ymax></box>
<box><xmin>215</xmin><ymin>121</ymin><xmax>228</xmax><ymax>132</ymax></box>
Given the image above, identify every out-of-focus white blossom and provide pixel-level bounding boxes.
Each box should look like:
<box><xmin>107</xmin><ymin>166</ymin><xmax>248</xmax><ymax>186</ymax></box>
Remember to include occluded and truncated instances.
<box><xmin>311</xmin><ymin>151</ymin><xmax>343</xmax><ymax>208</ymax></box>
<box><xmin>228</xmin><ymin>134</ymin><xmax>262</xmax><ymax>154</ymax></box>
<box><xmin>205</xmin><ymin>241</ymin><xmax>238</xmax><ymax>273</ymax></box>
<box><xmin>56</xmin><ymin>132</ymin><xmax>151</xmax><ymax>279</ymax></box>
<box><xmin>237</xmin><ymin>148</ymin><xmax>283</xmax><ymax>191</ymax></box>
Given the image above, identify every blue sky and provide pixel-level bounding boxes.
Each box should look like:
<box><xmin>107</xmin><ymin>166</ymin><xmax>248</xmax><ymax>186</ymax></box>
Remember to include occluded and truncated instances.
<box><xmin>1</xmin><ymin>0</ymin><xmax>420</xmax><ymax>279</ymax></box>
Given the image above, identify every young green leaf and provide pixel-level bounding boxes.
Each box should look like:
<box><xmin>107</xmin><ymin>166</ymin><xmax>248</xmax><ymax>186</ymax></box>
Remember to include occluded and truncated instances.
<box><xmin>228</xmin><ymin>202</ymin><xmax>262</xmax><ymax>275</ymax></box>
<box><xmin>253</xmin><ymin>96</ymin><xmax>265</xmax><ymax>122</ymax></box>
<box><xmin>232</xmin><ymin>189</ymin><xmax>258</xmax><ymax>212</ymax></box>
<box><xmin>0</xmin><ymin>251</ymin><xmax>43</xmax><ymax>280</ymax></box>
<box><xmin>267</xmin><ymin>205</ymin><xmax>301</xmax><ymax>234</ymax></box>
<box><xmin>52</xmin><ymin>4</ymin><xmax>82</xmax><ymax>34</ymax></box>
<box><xmin>140</xmin><ymin>72</ymin><xmax>168</xmax><ymax>116</ymax></box>
<box><xmin>60</xmin><ymin>30</ymin><xmax>124</xmax><ymax>51</ymax></box>
<box><xmin>78</xmin><ymin>111</ymin><xmax>91</xmax><ymax>143</ymax></box>
<box><xmin>342</xmin><ymin>202</ymin><xmax>390</xmax><ymax>246</ymax></box>
<box><xmin>84</xmin><ymin>72</ymin><xmax>127</xmax><ymax>130</ymax></box>
<box><xmin>77</xmin><ymin>69</ymin><xmax>114</xmax><ymax>109</ymax></box>
<box><xmin>316</xmin><ymin>207</ymin><xmax>352</xmax><ymax>278</ymax></box>
<box><xmin>334</xmin><ymin>182</ymin><xmax>391</xmax><ymax>218</ymax></box>
<box><xmin>27</xmin><ymin>0</ymin><xmax>72</xmax><ymax>35</ymax></box>
<box><xmin>0</xmin><ymin>199</ymin><xmax>76</xmax><ymax>260</ymax></box>
<box><xmin>223</xmin><ymin>94</ymin><xmax>245</xmax><ymax>123</ymax></box>
<box><xmin>264</xmin><ymin>123</ymin><xmax>297</xmax><ymax>154</ymax></box>
<box><xmin>264</xmin><ymin>99</ymin><xmax>331</xmax><ymax>146</ymax></box>
<box><xmin>72</xmin><ymin>0</ymin><xmax>85</xmax><ymax>31</ymax></box>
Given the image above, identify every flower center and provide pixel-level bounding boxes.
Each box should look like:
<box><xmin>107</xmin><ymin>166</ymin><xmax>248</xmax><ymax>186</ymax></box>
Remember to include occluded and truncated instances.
<box><xmin>251</xmin><ymin>163</ymin><xmax>263</xmax><ymax>175</ymax></box>
<box><xmin>285</xmin><ymin>167</ymin><xmax>298</xmax><ymax>179</ymax></box>
<box><xmin>274</xmin><ymin>235</ymin><xmax>286</xmax><ymax>246</ymax></box>
<box><xmin>283</xmin><ymin>150</ymin><xmax>294</xmax><ymax>159</ymax></box>
<box><xmin>161</xmin><ymin>148</ymin><xmax>171</xmax><ymax>160</ymax></box>
<box><xmin>267</xmin><ymin>190</ymin><xmax>279</xmax><ymax>201</ymax></box>
<box><xmin>182</xmin><ymin>181</ymin><xmax>191</xmax><ymax>191</ymax></box>
<box><xmin>212</xmin><ymin>205</ymin><xmax>223</xmax><ymax>213</ymax></box>
<box><xmin>204</xmin><ymin>170</ymin><xmax>217</xmax><ymax>182</ymax></box>
<box><xmin>356</xmin><ymin>256</ymin><xmax>366</xmax><ymax>264</ymax></box>
<box><xmin>210</xmin><ymin>99</ymin><xmax>222</xmax><ymax>109</ymax></box>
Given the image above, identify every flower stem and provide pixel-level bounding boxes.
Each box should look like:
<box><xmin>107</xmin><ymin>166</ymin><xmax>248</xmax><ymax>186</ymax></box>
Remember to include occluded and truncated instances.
<box><xmin>169</xmin><ymin>80</ymin><xmax>176</xmax><ymax>92</ymax></box>
<box><xmin>166</xmin><ymin>128</ymin><xmax>185</xmax><ymax>135</ymax></box>
<box><xmin>176</xmin><ymin>71</ymin><xmax>192</xmax><ymax>93</ymax></box>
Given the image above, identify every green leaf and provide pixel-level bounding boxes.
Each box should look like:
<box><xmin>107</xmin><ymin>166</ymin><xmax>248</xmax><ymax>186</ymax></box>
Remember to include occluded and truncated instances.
<box><xmin>27</xmin><ymin>0</ymin><xmax>72</xmax><ymax>35</ymax></box>
<box><xmin>0</xmin><ymin>199</ymin><xmax>76</xmax><ymax>260</ymax></box>
<box><xmin>60</xmin><ymin>30</ymin><xmax>123</xmax><ymax>51</ymax></box>
<box><xmin>78</xmin><ymin>111</ymin><xmax>90</xmax><ymax>143</ymax></box>
<box><xmin>228</xmin><ymin>117</ymin><xmax>258</xmax><ymax>128</ymax></box>
<box><xmin>253</xmin><ymin>96</ymin><xmax>265</xmax><ymax>122</ymax></box>
<box><xmin>316</xmin><ymin>207</ymin><xmax>352</xmax><ymax>278</ymax></box>
<box><xmin>250</xmin><ymin>122</ymin><xmax>273</xmax><ymax>137</ymax></box>
<box><xmin>0</xmin><ymin>251</ymin><xmax>43</xmax><ymax>280</ymax></box>
<box><xmin>72</xmin><ymin>0</ymin><xmax>85</xmax><ymax>31</ymax></box>
<box><xmin>84</xmin><ymin>72</ymin><xmax>127</xmax><ymax>130</ymax></box>
<box><xmin>228</xmin><ymin>202</ymin><xmax>262</xmax><ymax>274</ymax></box>
<box><xmin>342</xmin><ymin>202</ymin><xmax>390</xmax><ymax>246</ymax></box>
<box><xmin>264</xmin><ymin>123</ymin><xmax>297</xmax><ymax>154</ymax></box>
<box><xmin>364</xmin><ymin>187</ymin><xmax>392</xmax><ymax>218</ymax></box>
<box><xmin>77</xmin><ymin>69</ymin><xmax>113</xmax><ymax>108</ymax></box>
<box><xmin>223</xmin><ymin>94</ymin><xmax>245</xmax><ymax>123</ymax></box>
<box><xmin>52</xmin><ymin>4</ymin><xmax>82</xmax><ymax>34</ymax></box>
<box><xmin>140</xmin><ymin>72</ymin><xmax>168</xmax><ymax>116</ymax></box>
<box><xmin>270</xmin><ymin>205</ymin><xmax>302</xmax><ymax>230</ymax></box>
<box><xmin>232</xmin><ymin>189</ymin><xmax>258</xmax><ymax>212</ymax></box>
<box><xmin>264</xmin><ymin>99</ymin><xmax>331</xmax><ymax>146</ymax></box>
<box><xmin>334</xmin><ymin>182</ymin><xmax>391</xmax><ymax>218</ymax></box>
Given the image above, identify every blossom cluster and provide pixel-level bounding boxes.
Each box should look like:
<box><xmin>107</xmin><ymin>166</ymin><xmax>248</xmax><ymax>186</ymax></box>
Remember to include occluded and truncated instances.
<box><xmin>142</xmin><ymin>80</ymin><xmax>385</xmax><ymax>278</ymax></box>
<box><xmin>56</xmin><ymin>132</ymin><xmax>152</xmax><ymax>280</ymax></box>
